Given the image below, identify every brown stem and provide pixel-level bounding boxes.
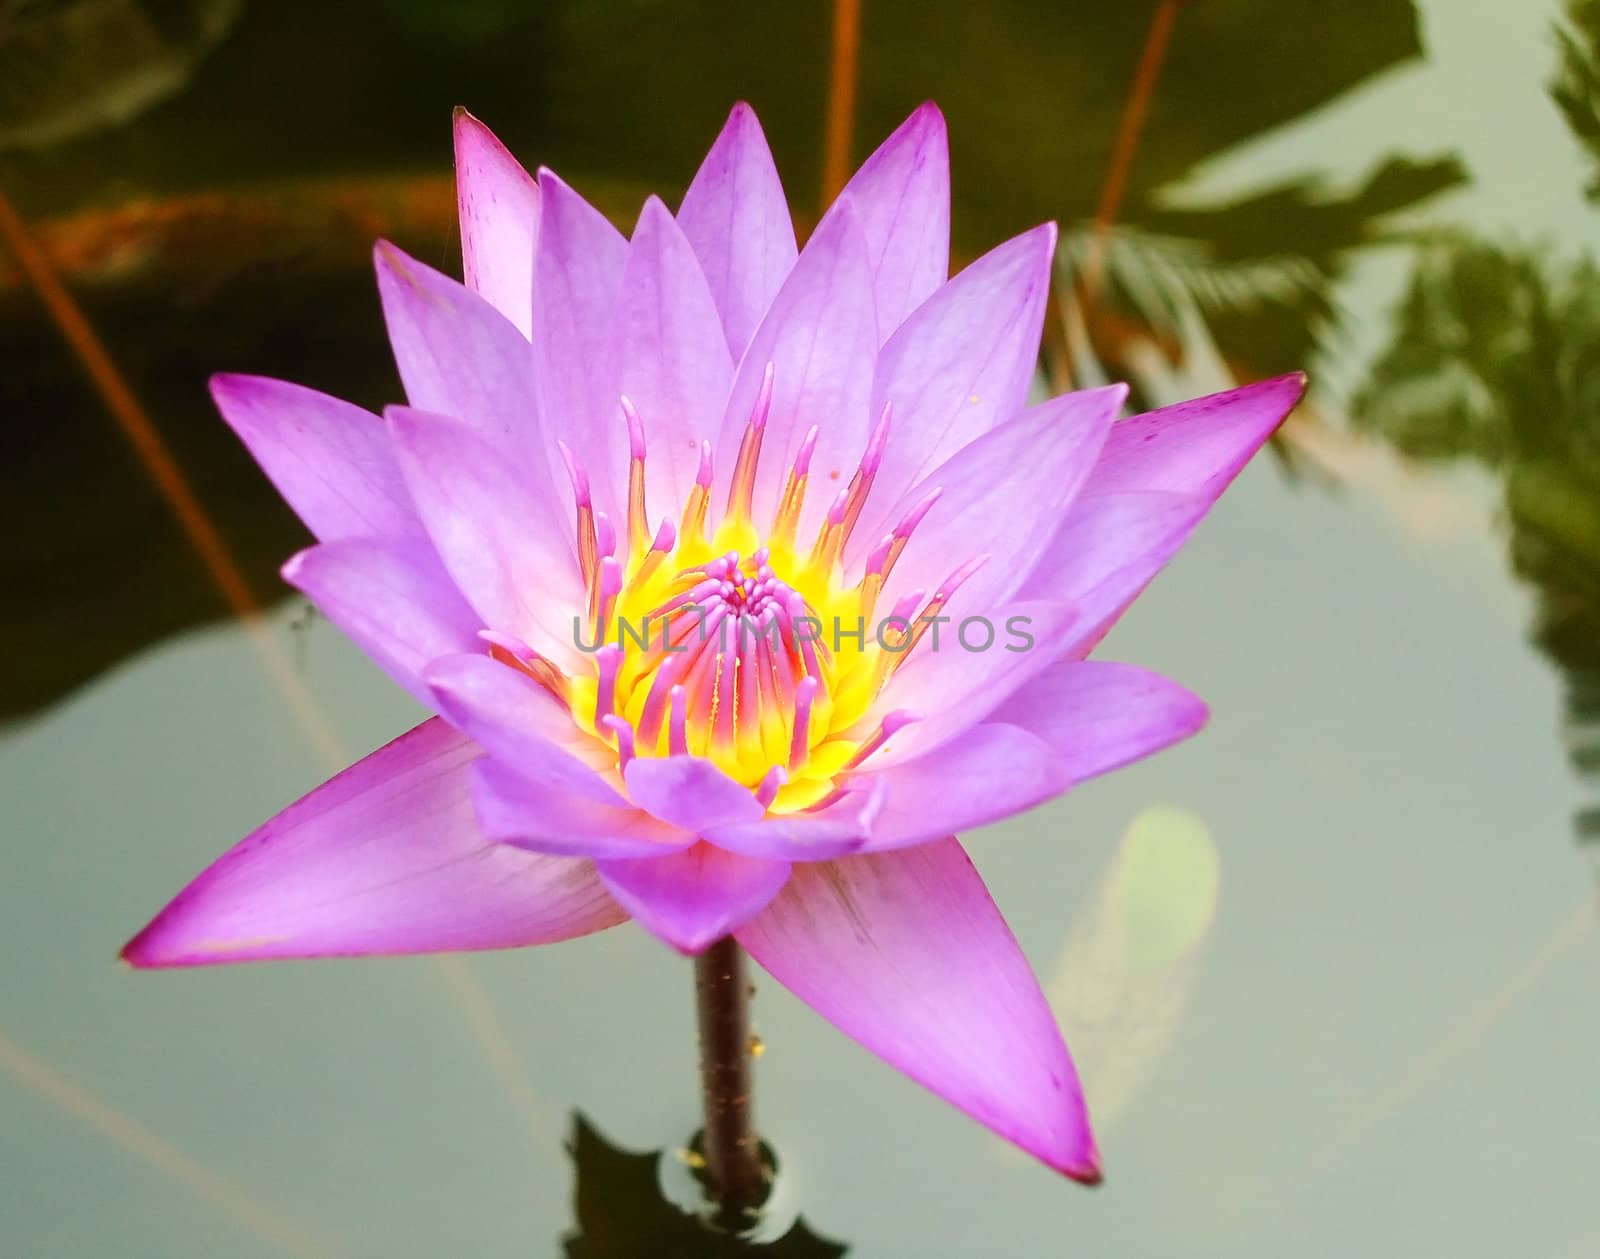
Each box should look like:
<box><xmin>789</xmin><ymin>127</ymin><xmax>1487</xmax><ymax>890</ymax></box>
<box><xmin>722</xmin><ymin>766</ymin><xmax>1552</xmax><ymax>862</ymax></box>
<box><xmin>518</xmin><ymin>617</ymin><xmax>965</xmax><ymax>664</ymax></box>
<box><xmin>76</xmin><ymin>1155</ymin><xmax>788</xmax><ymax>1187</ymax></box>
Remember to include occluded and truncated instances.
<box><xmin>694</xmin><ymin>936</ymin><xmax>768</xmax><ymax>1221</ymax></box>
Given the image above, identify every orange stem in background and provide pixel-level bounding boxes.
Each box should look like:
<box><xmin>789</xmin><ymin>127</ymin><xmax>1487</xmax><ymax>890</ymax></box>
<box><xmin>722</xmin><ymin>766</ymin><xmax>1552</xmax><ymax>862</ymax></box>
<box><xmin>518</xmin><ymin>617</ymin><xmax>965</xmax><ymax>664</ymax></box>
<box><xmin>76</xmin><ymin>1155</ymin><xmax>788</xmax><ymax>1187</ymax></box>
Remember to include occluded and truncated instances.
<box><xmin>821</xmin><ymin>0</ymin><xmax>862</xmax><ymax>211</ymax></box>
<box><xmin>0</xmin><ymin>185</ymin><xmax>344</xmax><ymax>767</ymax></box>
<box><xmin>1079</xmin><ymin>0</ymin><xmax>1191</xmax><ymax>310</ymax></box>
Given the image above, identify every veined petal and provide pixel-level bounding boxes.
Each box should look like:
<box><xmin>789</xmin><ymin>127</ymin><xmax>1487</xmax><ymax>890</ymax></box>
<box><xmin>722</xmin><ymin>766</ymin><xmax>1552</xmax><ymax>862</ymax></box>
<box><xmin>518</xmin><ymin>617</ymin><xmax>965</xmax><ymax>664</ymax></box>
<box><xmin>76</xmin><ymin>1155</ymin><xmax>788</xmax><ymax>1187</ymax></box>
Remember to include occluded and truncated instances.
<box><xmin>856</xmin><ymin>223</ymin><xmax>1057</xmax><ymax>555</ymax></box>
<box><xmin>211</xmin><ymin>374</ymin><xmax>417</xmax><ymax>542</ymax></box>
<box><xmin>736</xmin><ymin>838</ymin><xmax>1098</xmax><ymax>1181</ymax></box>
<box><xmin>823</xmin><ymin>101</ymin><xmax>950</xmax><ymax>335</ymax></box>
<box><xmin>531</xmin><ymin>170</ymin><xmax>629</xmax><ymax>518</ymax></box>
<box><xmin>1082</xmin><ymin>373</ymin><xmax>1306</xmax><ymax>502</ymax></box>
<box><xmin>1016</xmin><ymin>492</ymin><xmax>1208</xmax><ymax>659</ymax></box>
<box><xmin>373</xmin><ymin>241</ymin><xmax>549</xmax><ymax>481</ymax></box>
<box><xmin>122</xmin><ymin>718</ymin><xmax>624</xmax><ymax>966</ymax></box>
<box><xmin>425</xmin><ymin>653</ymin><xmax>626</xmax><ymax>806</ymax></box>
<box><xmin>612</xmin><ymin>196</ymin><xmax>735</xmax><ymax>512</ymax></box>
<box><xmin>873</xmin><ymin>598</ymin><xmax>1080</xmax><ymax>763</ymax></box>
<box><xmin>283</xmin><ymin>538</ymin><xmax>482</xmax><ymax>709</ymax></box>
<box><xmin>677</xmin><ymin>102</ymin><xmax>798</xmax><ymax>359</ymax></box>
<box><xmin>868</xmin><ymin>383</ymin><xmax>1122</xmax><ymax>619</ymax></box>
<box><xmin>704</xmin><ymin>778</ymin><xmax>885</xmax><ymax>860</ymax></box>
<box><xmin>471</xmin><ymin>760</ymin><xmax>692</xmax><ymax>859</ymax></box>
<box><xmin>598</xmin><ymin>842</ymin><xmax>791</xmax><ymax>955</ymax></box>
<box><xmin>716</xmin><ymin>200</ymin><xmax>876</xmax><ymax>538</ymax></box>
<box><xmin>621</xmin><ymin>755</ymin><xmax>764</xmax><ymax>832</ymax></box>
<box><xmin>860</xmin><ymin>723</ymin><xmax>1068</xmax><ymax>851</ymax></box>
<box><xmin>988</xmin><ymin>660</ymin><xmax>1209</xmax><ymax>783</ymax></box>
<box><xmin>387</xmin><ymin>407</ymin><xmax>582</xmax><ymax>664</ymax></box>
<box><xmin>454</xmin><ymin>109</ymin><xmax>541</xmax><ymax>339</ymax></box>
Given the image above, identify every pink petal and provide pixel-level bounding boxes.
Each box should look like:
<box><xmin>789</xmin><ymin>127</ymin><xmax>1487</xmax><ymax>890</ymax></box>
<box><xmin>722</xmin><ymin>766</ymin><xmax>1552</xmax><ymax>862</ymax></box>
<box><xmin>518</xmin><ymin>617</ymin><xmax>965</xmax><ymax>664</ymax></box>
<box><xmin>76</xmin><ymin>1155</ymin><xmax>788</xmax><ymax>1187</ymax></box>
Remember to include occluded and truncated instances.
<box><xmin>530</xmin><ymin>170</ymin><xmax>629</xmax><ymax>518</ymax></box>
<box><xmin>282</xmin><ymin>538</ymin><xmax>482</xmax><ymax>709</ymax></box>
<box><xmin>424</xmin><ymin>653</ymin><xmax>626</xmax><ymax>806</ymax></box>
<box><xmin>621</xmin><ymin>755</ymin><xmax>763</xmax><ymax>832</ymax></box>
<box><xmin>860</xmin><ymin>723</ymin><xmax>1068</xmax><ymax>851</ymax></box>
<box><xmin>598</xmin><ymin>842</ymin><xmax>791</xmax><ymax>955</ymax></box>
<box><xmin>386</xmin><ymin>407</ymin><xmax>581</xmax><ymax>665</ymax></box>
<box><xmin>612</xmin><ymin>196</ymin><xmax>735</xmax><ymax>513</ymax></box>
<box><xmin>1083</xmin><ymin>373</ymin><xmax>1306</xmax><ymax>502</ymax></box>
<box><xmin>823</xmin><ymin>101</ymin><xmax>950</xmax><ymax>335</ymax></box>
<box><xmin>736</xmin><ymin>838</ymin><xmax>1098</xmax><ymax>1181</ymax></box>
<box><xmin>454</xmin><ymin>109</ymin><xmax>541</xmax><ymax>339</ymax></box>
<box><xmin>470</xmin><ymin>759</ymin><xmax>692</xmax><ymax>859</ymax></box>
<box><xmin>856</xmin><ymin>224</ymin><xmax>1058</xmax><ymax>554</ymax></box>
<box><xmin>988</xmin><ymin>660</ymin><xmax>1209</xmax><ymax>782</ymax></box>
<box><xmin>677</xmin><ymin>102</ymin><xmax>798</xmax><ymax>359</ymax></box>
<box><xmin>122</xmin><ymin>719</ymin><xmax>624</xmax><ymax>967</ymax></box>
<box><xmin>866</xmin><ymin>383</ymin><xmax>1122</xmax><ymax>621</ymax></box>
<box><xmin>874</xmin><ymin>598</ymin><xmax>1081</xmax><ymax>762</ymax></box>
<box><xmin>373</xmin><ymin>241</ymin><xmax>550</xmax><ymax>483</ymax></box>
<box><xmin>715</xmin><ymin>200</ymin><xmax>876</xmax><ymax>539</ymax></box>
<box><xmin>1017</xmin><ymin>491</ymin><xmax>1208</xmax><ymax>659</ymax></box>
<box><xmin>704</xmin><ymin>778</ymin><xmax>885</xmax><ymax>860</ymax></box>
<box><xmin>210</xmin><ymin>374</ymin><xmax>417</xmax><ymax>542</ymax></box>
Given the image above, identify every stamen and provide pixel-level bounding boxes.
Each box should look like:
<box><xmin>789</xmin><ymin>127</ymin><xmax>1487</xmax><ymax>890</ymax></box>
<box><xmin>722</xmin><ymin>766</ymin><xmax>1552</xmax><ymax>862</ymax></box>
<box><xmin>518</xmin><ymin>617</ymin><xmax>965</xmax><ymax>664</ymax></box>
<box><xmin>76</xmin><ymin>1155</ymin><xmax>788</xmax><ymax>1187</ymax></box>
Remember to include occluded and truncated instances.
<box><xmin>839</xmin><ymin>400</ymin><xmax>892</xmax><ymax>545</ymax></box>
<box><xmin>755</xmin><ymin>765</ymin><xmax>786</xmax><ymax>809</ymax></box>
<box><xmin>681</xmin><ymin>440</ymin><xmax>714</xmax><ymax>543</ymax></box>
<box><xmin>897</xmin><ymin>554</ymin><xmax>989</xmax><ymax>664</ymax></box>
<box><xmin>806</xmin><ymin>487</ymin><xmax>851</xmax><ymax>576</ymax></box>
<box><xmin>559</xmin><ymin>440</ymin><xmax>598</xmax><ymax>588</ymax></box>
<box><xmin>771</xmin><ymin>423</ymin><xmax>818</xmax><ymax>549</ymax></box>
<box><xmin>668</xmin><ymin>684</ymin><xmax>689</xmax><ymax>756</ymax></box>
<box><xmin>632</xmin><ymin>517</ymin><xmax>676</xmax><ymax>586</ymax></box>
<box><xmin>620</xmin><ymin>396</ymin><xmax>649</xmax><ymax>556</ymax></box>
<box><xmin>788</xmin><ymin>674</ymin><xmax>820</xmax><ymax>770</ymax></box>
<box><xmin>593</xmin><ymin>644</ymin><xmax>622</xmax><ymax>727</ymax></box>
<box><xmin>600</xmin><ymin>714</ymin><xmax>636</xmax><ymax>768</ymax></box>
<box><xmin>727</xmin><ymin>361</ymin><xmax>775</xmax><ymax>522</ymax></box>
<box><xmin>477</xmin><ymin>630</ymin><xmax>571</xmax><ymax>705</ymax></box>
<box><xmin>845</xmin><ymin>709</ymin><xmax>920</xmax><ymax>767</ymax></box>
<box><xmin>592</xmin><ymin>556</ymin><xmax>623</xmax><ymax>642</ymax></box>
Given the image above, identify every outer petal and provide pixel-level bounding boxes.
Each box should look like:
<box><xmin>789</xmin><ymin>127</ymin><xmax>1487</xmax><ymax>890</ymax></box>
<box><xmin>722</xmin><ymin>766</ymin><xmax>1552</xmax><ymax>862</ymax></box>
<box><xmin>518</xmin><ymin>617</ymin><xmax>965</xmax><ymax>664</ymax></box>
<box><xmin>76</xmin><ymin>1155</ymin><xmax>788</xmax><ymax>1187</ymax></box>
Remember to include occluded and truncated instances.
<box><xmin>1016</xmin><ymin>492</ymin><xmax>1208</xmax><ymax>659</ymax></box>
<box><xmin>859</xmin><ymin>723</ymin><xmax>1068</xmax><ymax>851</ymax></box>
<box><xmin>373</xmin><ymin>242</ymin><xmax>550</xmax><ymax>485</ymax></box>
<box><xmin>454</xmin><ymin>108</ymin><xmax>541</xmax><ymax>339</ymax></box>
<box><xmin>716</xmin><ymin>201</ymin><xmax>877</xmax><ymax>539</ymax></box>
<box><xmin>211</xmin><ymin>374</ymin><xmax>417</xmax><ymax>543</ymax></box>
<box><xmin>470</xmin><ymin>760</ymin><xmax>692</xmax><ymax>859</ymax></box>
<box><xmin>704</xmin><ymin>777</ymin><xmax>885</xmax><ymax>860</ymax></box>
<box><xmin>597</xmin><ymin>842</ymin><xmax>791</xmax><ymax>955</ymax></box>
<box><xmin>867</xmin><ymin>383</ymin><xmax>1122</xmax><ymax>620</ymax></box>
<box><xmin>621</xmin><ymin>755</ymin><xmax>763</xmax><ymax>832</ymax></box>
<box><xmin>122</xmin><ymin>719</ymin><xmax>624</xmax><ymax>966</ymax></box>
<box><xmin>823</xmin><ymin>102</ymin><xmax>950</xmax><ymax>335</ymax></box>
<box><xmin>736</xmin><ymin>838</ymin><xmax>1098</xmax><ymax>1181</ymax></box>
<box><xmin>387</xmin><ymin>407</ymin><xmax>582</xmax><ymax>665</ymax></box>
<box><xmin>1081</xmin><ymin>373</ymin><xmax>1306</xmax><ymax>502</ymax></box>
<box><xmin>988</xmin><ymin>660</ymin><xmax>1209</xmax><ymax>783</ymax></box>
<box><xmin>856</xmin><ymin>224</ymin><xmax>1058</xmax><ymax>553</ymax></box>
<box><xmin>425</xmin><ymin>653</ymin><xmax>625</xmax><ymax>806</ymax></box>
<box><xmin>283</xmin><ymin>538</ymin><xmax>482</xmax><ymax>709</ymax></box>
<box><xmin>677</xmin><ymin>102</ymin><xmax>798</xmax><ymax>359</ymax></box>
<box><xmin>873</xmin><ymin>598</ymin><xmax>1080</xmax><ymax>762</ymax></box>
<box><xmin>612</xmin><ymin>196</ymin><xmax>735</xmax><ymax>513</ymax></box>
<box><xmin>530</xmin><ymin>170</ymin><xmax>629</xmax><ymax>517</ymax></box>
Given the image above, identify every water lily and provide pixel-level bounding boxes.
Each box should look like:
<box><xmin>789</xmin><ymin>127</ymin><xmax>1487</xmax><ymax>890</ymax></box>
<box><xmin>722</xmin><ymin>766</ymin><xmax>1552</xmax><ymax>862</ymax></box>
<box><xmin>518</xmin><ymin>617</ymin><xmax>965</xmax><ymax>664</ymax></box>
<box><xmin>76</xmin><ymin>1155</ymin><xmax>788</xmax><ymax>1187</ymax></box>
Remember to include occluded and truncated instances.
<box><xmin>122</xmin><ymin>101</ymin><xmax>1303</xmax><ymax>1184</ymax></box>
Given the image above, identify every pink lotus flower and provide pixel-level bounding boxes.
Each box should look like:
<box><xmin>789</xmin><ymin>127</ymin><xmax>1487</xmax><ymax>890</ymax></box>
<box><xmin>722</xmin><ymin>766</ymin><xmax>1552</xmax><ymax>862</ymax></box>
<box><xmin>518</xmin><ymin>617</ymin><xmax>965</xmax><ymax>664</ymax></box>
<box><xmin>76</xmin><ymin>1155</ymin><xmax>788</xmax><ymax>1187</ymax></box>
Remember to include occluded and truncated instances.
<box><xmin>123</xmin><ymin>101</ymin><xmax>1303</xmax><ymax>1183</ymax></box>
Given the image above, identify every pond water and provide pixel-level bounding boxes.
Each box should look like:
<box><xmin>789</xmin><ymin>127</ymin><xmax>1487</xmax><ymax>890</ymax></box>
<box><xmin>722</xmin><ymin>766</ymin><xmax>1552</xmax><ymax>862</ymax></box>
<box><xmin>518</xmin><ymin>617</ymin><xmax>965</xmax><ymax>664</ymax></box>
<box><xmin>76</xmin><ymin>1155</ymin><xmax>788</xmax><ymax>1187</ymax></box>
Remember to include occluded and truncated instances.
<box><xmin>3</xmin><ymin>1</ymin><xmax>1599</xmax><ymax>1255</ymax></box>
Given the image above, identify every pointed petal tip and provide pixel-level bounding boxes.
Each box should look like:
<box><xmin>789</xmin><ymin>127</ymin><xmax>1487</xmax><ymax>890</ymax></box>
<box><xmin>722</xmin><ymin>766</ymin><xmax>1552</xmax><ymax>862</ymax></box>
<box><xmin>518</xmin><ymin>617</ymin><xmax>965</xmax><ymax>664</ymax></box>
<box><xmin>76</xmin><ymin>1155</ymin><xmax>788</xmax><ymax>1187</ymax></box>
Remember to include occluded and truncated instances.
<box><xmin>452</xmin><ymin>103</ymin><xmax>471</xmax><ymax>122</ymax></box>
<box><xmin>898</xmin><ymin>99</ymin><xmax>948</xmax><ymax>141</ymax></box>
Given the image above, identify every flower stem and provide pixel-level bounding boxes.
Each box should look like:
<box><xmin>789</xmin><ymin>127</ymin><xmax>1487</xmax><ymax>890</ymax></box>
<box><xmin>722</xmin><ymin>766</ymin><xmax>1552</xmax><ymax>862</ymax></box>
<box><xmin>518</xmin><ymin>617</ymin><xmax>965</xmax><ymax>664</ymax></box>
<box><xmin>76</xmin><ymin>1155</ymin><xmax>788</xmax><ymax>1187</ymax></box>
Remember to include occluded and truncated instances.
<box><xmin>694</xmin><ymin>935</ymin><xmax>768</xmax><ymax>1221</ymax></box>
